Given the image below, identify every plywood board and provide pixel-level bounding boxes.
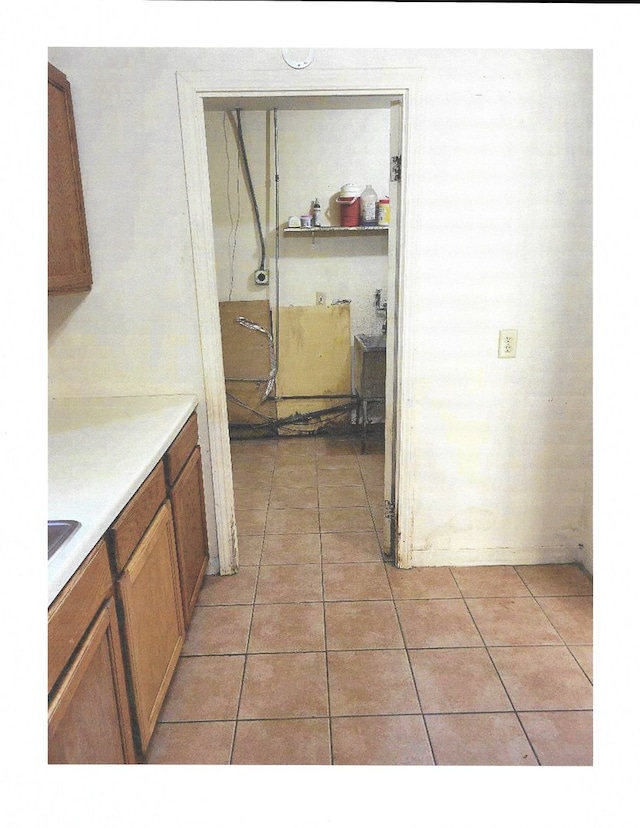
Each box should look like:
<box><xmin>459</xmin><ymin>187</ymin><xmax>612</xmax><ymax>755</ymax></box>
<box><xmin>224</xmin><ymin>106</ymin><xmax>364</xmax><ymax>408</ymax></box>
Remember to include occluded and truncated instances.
<box><xmin>276</xmin><ymin>304</ymin><xmax>352</xmax><ymax>431</ymax></box>
<box><xmin>219</xmin><ymin>301</ymin><xmax>277</xmax><ymax>427</ymax></box>
<box><xmin>277</xmin><ymin>305</ymin><xmax>351</xmax><ymax>396</ymax></box>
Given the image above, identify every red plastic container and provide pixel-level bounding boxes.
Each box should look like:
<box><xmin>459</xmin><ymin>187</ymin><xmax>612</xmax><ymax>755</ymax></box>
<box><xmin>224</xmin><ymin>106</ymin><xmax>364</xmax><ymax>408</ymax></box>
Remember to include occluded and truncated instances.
<box><xmin>337</xmin><ymin>196</ymin><xmax>360</xmax><ymax>227</ymax></box>
<box><xmin>336</xmin><ymin>183</ymin><xmax>361</xmax><ymax>227</ymax></box>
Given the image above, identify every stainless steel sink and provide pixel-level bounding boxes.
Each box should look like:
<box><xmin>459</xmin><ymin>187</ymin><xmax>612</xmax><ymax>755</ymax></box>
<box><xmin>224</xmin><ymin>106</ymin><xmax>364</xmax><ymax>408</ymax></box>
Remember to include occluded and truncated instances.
<box><xmin>354</xmin><ymin>333</ymin><xmax>386</xmax><ymax>399</ymax></box>
<box><xmin>354</xmin><ymin>334</ymin><xmax>386</xmax><ymax>454</ymax></box>
<box><xmin>48</xmin><ymin>520</ymin><xmax>81</xmax><ymax>559</ymax></box>
<box><xmin>354</xmin><ymin>333</ymin><xmax>387</xmax><ymax>352</ymax></box>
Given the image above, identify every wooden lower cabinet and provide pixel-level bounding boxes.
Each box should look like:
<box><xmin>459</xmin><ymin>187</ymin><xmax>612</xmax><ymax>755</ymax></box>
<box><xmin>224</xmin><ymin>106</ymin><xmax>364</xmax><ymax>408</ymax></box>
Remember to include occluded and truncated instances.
<box><xmin>117</xmin><ymin>501</ymin><xmax>185</xmax><ymax>754</ymax></box>
<box><xmin>170</xmin><ymin>445</ymin><xmax>209</xmax><ymax>625</ymax></box>
<box><xmin>48</xmin><ymin>409</ymin><xmax>209</xmax><ymax>762</ymax></box>
<box><xmin>48</xmin><ymin>598</ymin><xmax>135</xmax><ymax>764</ymax></box>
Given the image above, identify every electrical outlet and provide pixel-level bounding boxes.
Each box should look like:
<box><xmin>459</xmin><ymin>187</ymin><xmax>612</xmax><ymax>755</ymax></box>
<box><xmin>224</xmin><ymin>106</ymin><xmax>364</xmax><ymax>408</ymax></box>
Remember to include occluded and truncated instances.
<box><xmin>498</xmin><ymin>329</ymin><xmax>518</xmax><ymax>358</ymax></box>
<box><xmin>316</xmin><ymin>292</ymin><xmax>327</xmax><ymax>306</ymax></box>
<box><xmin>254</xmin><ymin>269</ymin><xmax>269</xmax><ymax>286</ymax></box>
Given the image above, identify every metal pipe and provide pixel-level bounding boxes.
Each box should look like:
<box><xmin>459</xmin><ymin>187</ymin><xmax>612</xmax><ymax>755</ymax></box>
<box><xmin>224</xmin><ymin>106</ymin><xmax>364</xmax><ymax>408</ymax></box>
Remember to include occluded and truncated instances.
<box><xmin>276</xmin><ymin>395</ymin><xmax>355</xmax><ymax>401</ymax></box>
<box><xmin>226</xmin><ymin>378</ymin><xmax>274</xmax><ymax>383</ymax></box>
<box><xmin>273</xmin><ymin>108</ymin><xmax>281</xmax><ymax>377</ymax></box>
<box><xmin>235</xmin><ymin>108</ymin><xmax>266</xmax><ymax>271</ymax></box>
<box><xmin>223</xmin><ymin>109</ymin><xmax>281</xmax><ymax>406</ymax></box>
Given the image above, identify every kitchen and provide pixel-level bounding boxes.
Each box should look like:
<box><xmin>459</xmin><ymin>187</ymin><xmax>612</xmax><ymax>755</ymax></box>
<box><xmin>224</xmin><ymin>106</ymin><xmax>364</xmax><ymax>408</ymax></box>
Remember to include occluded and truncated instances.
<box><xmin>43</xmin><ymin>37</ymin><xmax>598</xmax><ymax>825</ymax></box>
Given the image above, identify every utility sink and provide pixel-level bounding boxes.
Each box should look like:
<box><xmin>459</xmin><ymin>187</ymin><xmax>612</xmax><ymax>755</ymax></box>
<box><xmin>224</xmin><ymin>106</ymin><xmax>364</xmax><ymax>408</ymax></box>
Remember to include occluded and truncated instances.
<box><xmin>354</xmin><ymin>333</ymin><xmax>386</xmax><ymax>399</ymax></box>
<box><xmin>354</xmin><ymin>334</ymin><xmax>386</xmax><ymax>454</ymax></box>
<box><xmin>48</xmin><ymin>520</ymin><xmax>81</xmax><ymax>559</ymax></box>
<box><xmin>354</xmin><ymin>334</ymin><xmax>387</xmax><ymax>352</ymax></box>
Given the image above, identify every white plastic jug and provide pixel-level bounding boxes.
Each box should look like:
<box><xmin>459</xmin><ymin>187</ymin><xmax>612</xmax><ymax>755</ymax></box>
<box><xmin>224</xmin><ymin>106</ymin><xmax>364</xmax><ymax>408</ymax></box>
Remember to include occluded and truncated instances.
<box><xmin>360</xmin><ymin>184</ymin><xmax>377</xmax><ymax>226</ymax></box>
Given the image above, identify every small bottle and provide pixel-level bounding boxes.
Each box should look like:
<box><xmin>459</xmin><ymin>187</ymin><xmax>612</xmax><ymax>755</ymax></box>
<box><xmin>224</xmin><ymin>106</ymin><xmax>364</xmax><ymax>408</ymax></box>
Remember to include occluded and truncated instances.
<box><xmin>312</xmin><ymin>198</ymin><xmax>322</xmax><ymax>227</ymax></box>
<box><xmin>360</xmin><ymin>184</ymin><xmax>377</xmax><ymax>226</ymax></box>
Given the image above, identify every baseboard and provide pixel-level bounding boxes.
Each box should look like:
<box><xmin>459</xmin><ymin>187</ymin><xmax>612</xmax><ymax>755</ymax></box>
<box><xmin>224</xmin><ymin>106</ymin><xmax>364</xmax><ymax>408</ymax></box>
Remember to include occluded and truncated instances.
<box><xmin>410</xmin><ymin>546</ymin><xmax>583</xmax><ymax>568</ymax></box>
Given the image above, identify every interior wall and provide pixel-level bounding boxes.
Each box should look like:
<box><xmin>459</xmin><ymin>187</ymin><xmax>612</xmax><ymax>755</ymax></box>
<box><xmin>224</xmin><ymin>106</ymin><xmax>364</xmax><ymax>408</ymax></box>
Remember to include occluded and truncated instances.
<box><xmin>46</xmin><ymin>47</ymin><xmax>592</xmax><ymax>574</ymax></box>
<box><xmin>406</xmin><ymin>50</ymin><xmax>592</xmax><ymax>569</ymax></box>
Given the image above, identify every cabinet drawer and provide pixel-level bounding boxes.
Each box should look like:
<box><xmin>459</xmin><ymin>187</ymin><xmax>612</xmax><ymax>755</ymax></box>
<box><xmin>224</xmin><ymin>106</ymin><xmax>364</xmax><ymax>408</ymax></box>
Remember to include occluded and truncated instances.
<box><xmin>164</xmin><ymin>412</ymin><xmax>198</xmax><ymax>486</ymax></box>
<box><xmin>109</xmin><ymin>462</ymin><xmax>166</xmax><ymax>572</ymax></box>
<box><xmin>48</xmin><ymin>539</ymin><xmax>112</xmax><ymax>694</ymax></box>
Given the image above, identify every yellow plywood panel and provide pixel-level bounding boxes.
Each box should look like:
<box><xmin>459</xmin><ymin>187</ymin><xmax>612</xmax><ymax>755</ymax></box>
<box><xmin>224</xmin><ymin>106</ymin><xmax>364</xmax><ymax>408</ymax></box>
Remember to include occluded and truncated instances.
<box><xmin>276</xmin><ymin>304</ymin><xmax>352</xmax><ymax>435</ymax></box>
<box><xmin>277</xmin><ymin>305</ymin><xmax>351</xmax><ymax>397</ymax></box>
<box><xmin>219</xmin><ymin>301</ymin><xmax>277</xmax><ymax>427</ymax></box>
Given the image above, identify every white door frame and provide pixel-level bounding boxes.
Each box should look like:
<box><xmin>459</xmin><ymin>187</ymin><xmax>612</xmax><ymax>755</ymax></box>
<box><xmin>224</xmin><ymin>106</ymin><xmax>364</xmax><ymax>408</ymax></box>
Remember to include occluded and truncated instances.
<box><xmin>176</xmin><ymin>67</ymin><xmax>423</xmax><ymax>573</ymax></box>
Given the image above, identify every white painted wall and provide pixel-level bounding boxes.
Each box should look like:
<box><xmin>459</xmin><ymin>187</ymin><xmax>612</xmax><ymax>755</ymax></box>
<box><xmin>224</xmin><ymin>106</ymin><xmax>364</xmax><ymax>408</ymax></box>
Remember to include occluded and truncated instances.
<box><xmin>47</xmin><ymin>47</ymin><xmax>592</xmax><ymax>574</ymax></box>
<box><xmin>407</xmin><ymin>50</ymin><xmax>592</xmax><ymax>571</ymax></box>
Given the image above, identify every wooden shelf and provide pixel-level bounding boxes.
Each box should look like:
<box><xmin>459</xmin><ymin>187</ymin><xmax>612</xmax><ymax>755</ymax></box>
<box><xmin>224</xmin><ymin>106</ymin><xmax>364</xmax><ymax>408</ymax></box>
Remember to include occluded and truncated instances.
<box><xmin>282</xmin><ymin>225</ymin><xmax>388</xmax><ymax>236</ymax></box>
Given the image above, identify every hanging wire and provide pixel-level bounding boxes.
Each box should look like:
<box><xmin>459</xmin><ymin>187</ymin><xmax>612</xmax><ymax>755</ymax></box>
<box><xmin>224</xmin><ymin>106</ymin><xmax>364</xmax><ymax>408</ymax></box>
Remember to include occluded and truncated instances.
<box><xmin>222</xmin><ymin>108</ymin><xmax>279</xmax><ymax>408</ymax></box>
<box><xmin>273</xmin><ymin>107</ymin><xmax>280</xmax><ymax>381</ymax></box>
<box><xmin>226</xmin><ymin>390</ymin><xmax>354</xmax><ymax>435</ymax></box>
<box><xmin>235</xmin><ymin>316</ymin><xmax>276</xmax><ymax>399</ymax></box>
<box><xmin>223</xmin><ymin>112</ymin><xmax>240</xmax><ymax>302</ymax></box>
<box><xmin>235</xmin><ymin>108</ymin><xmax>266</xmax><ymax>272</ymax></box>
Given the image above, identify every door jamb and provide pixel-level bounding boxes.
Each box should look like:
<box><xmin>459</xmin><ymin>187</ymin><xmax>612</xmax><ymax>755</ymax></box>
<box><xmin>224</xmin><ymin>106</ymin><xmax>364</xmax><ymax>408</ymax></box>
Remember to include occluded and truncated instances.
<box><xmin>176</xmin><ymin>68</ymin><xmax>422</xmax><ymax>574</ymax></box>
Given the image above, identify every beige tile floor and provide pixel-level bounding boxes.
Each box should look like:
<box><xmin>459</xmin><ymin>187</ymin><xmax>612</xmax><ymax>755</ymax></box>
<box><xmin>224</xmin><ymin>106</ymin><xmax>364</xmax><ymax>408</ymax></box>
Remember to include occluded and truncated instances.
<box><xmin>147</xmin><ymin>433</ymin><xmax>593</xmax><ymax>766</ymax></box>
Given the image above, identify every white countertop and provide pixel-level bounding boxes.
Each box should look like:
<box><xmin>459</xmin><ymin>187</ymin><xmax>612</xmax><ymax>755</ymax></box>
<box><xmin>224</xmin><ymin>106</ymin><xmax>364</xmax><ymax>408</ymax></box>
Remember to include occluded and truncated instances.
<box><xmin>48</xmin><ymin>395</ymin><xmax>198</xmax><ymax>606</ymax></box>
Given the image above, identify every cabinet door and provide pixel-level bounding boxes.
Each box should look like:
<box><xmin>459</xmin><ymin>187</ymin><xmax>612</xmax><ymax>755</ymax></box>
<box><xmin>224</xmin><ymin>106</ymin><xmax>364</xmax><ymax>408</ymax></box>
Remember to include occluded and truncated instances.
<box><xmin>48</xmin><ymin>598</ymin><xmax>135</xmax><ymax>764</ymax></box>
<box><xmin>48</xmin><ymin>63</ymin><xmax>92</xmax><ymax>294</ymax></box>
<box><xmin>170</xmin><ymin>445</ymin><xmax>209</xmax><ymax>625</ymax></box>
<box><xmin>117</xmin><ymin>501</ymin><xmax>185</xmax><ymax>753</ymax></box>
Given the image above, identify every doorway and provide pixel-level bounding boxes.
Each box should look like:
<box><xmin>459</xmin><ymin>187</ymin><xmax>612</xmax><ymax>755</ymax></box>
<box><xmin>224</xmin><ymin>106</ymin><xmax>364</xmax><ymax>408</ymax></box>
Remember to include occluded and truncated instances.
<box><xmin>176</xmin><ymin>68</ymin><xmax>417</xmax><ymax>575</ymax></box>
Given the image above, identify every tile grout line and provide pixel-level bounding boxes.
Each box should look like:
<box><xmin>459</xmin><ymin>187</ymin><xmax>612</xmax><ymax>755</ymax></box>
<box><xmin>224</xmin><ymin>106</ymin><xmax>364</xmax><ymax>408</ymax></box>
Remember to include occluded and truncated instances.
<box><xmin>382</xmin><ymin>559</ymin><xmax>437</xmax><ymax>764</ymax></box>
<box><xmin>529</xmin><ymin>592</ymin><xmax>594</xmax><ymax>686</ymax></box>
<box><xmin>361</xmin><ymin>459</ymin><xmax>386</xmax><ymax>558</ymax></box>
<box><xmin>508</xmin><ymin>564</ymin><xmax>593</xmax><ymax>685</ymax></box>
<box><xmin>449</xmin><ymin>569</ymin><xmax>542</xmax><ymax>766</ymax></box>
<box><xmin>316</xmin><ymin>440</ymin><xmax>335</xmax><ymax>765</ymax></box>
<box><xmin>228</xmin><ymin>448</ymin><xmax>276</xmax><ymax>765</ymax></box>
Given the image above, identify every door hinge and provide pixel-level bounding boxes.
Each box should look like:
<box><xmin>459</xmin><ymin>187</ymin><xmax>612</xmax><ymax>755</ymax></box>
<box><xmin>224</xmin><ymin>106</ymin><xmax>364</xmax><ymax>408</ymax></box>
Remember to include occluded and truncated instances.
<box><xmin>384</xmin><ymin>500</ymin><xmax>396</xmax><ymax>521</ymax></box>
<box><xmin>390</xmin><ymin>155</ymin><xmax>401</xmax><ymax>183</ymax></box>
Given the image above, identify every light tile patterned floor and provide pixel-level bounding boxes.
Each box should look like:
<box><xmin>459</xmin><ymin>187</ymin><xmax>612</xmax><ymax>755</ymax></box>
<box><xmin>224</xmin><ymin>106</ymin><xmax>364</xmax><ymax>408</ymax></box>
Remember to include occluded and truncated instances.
<box><xmin>147</xmin><ymin>434</ymin><xmax>593</xmax><ymax>766</ymax></box>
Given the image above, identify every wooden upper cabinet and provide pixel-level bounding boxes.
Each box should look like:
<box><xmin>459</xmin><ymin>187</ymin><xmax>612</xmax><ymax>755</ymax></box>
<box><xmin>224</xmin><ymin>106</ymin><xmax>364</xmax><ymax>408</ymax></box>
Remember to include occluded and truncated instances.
<box><xmin>48</xmin><ymin>63</ymin><xmax>92</xmax><ymax>294</ymax></box>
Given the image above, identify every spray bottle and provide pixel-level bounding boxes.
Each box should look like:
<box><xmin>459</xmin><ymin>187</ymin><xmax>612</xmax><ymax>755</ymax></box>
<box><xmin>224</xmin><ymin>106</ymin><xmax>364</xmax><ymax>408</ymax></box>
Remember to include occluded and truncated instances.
<box><xmin>312</xmin><ymin>198</ymin><xmax>322</xmax><ymax>227</ymax></box>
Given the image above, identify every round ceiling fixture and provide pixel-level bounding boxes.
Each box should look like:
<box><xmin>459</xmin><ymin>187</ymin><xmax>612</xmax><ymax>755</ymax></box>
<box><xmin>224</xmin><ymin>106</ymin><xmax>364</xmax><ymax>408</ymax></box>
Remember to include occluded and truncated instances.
<box><xmin>281</xmin><ymin>49</ymin><xmax>314</xmax><ymax>70</ymax></box>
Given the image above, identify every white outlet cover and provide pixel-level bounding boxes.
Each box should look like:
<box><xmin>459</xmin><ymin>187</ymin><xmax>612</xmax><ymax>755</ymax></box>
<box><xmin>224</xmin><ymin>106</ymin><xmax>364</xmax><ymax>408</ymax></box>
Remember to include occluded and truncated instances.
<box><xmin>498</xmin><ymin>329</ymin><xmax>518</xmax><ymax>358</ymax></box>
